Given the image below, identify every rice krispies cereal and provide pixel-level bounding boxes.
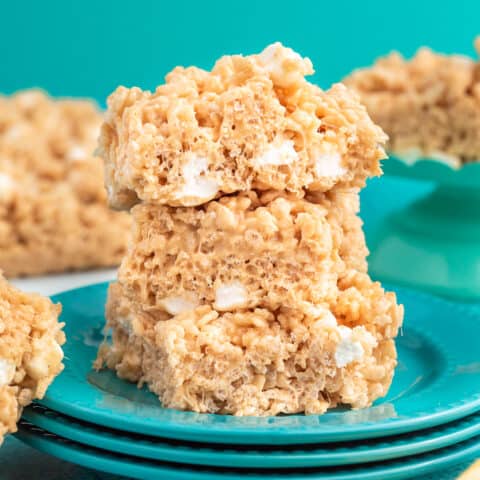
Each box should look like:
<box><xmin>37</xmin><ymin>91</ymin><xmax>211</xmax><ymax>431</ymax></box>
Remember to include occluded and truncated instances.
<box><xmin>0</xmin><ymin>90</ymin><xmax>131</xmax><ymax>277</ymax></box>
<box><xmin>0</xmin><ymin>273</ymin><xmax>65</xmax><ymax>443</ymax></box>
<box><xmin>344</xmin><ymin>38</ymin><xmax>480</xmax><ymax>166</ymax></box>
<box><xmin>96</xmin><ymin>42</ymin><xmax>403</xmax><ymax>417</ymax></box>
<box><xmin>97</xmin><ymin>189</ymin><xmax>403</xmax><ymax>415</ymax></box>
<box><xmin>96</xmin><ymin>281</ymin><xmax>401</xmax><ymax>416</ymax></box>
<box><xmin>100</xmin><ymin>43</ymin><xmax>387</xmax><ymax>209</ymax></box>
<box><xmin>117</xmin><ymin>190</ymin><xmax>368</xmax><ymax>317</ymax></box>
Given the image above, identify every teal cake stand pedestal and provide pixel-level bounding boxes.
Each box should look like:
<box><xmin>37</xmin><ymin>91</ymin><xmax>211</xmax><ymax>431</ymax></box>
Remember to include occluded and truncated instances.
<box><xmin>368</xmin><ymin>157</ymin><xmax>480</xmax><ymax>301</ymax></box>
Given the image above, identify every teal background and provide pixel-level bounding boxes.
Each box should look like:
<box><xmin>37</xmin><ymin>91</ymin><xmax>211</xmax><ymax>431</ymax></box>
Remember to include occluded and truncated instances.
<box><xmin>1</xmin><ymin>2</ymin><xmax>479</xmax><ymax>478</ymax></box>
<box><xmin>0</xmin><ymin>0</ymin><xmax>478</xmax><ymax>105</ymax></box>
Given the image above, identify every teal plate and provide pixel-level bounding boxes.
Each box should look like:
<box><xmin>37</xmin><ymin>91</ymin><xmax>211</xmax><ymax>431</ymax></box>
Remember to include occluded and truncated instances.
<box><xmin>39</xmin><ymin>282</ymin><xmax>480</xmax><ymax>445</ymax></box>
<box><xmin>383</xmin><ymin>155</ymin><xmax>480</xmax><ymax>188</ymax></box>
<box><xmin>22</xmin><ymin>404</ymin><xmax>480</xmax><ymax>468</ymax></box>
<box><xmin>15</xmin><ymin>421</ymin><xmax>480</xmax><ymax>480</ymax></box>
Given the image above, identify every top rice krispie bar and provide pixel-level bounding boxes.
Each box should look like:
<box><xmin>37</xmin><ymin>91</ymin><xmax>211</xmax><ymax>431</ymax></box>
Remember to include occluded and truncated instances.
<box><xmin>345</xmin><ymin>38</ymin><xmax>480</xmax><ymax>167</ymax></box>
<box><xmin>100</xmin><ymin>43</ymin><xmax>387</xmax><ymax>209</ymax></box>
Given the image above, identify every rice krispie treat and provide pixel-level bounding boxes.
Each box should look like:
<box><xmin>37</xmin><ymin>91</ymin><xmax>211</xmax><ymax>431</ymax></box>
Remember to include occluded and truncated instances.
<box><xmin>97</xmin><ymin>279</ymin><xmax>401</xmax><ymax>415</ymax></box>
<box><xmin>98</xmin><ymin>189</ymin><xmax>402</xmax><ymax>415</ymax></box>
<box><xmin>117</xmin><ymin>189</ymin><xmax>371</xmax><ymax>316</ymax></box>
<box><xmin>100</xmin><ymin>43</ymin><xmax>386</xmax><ymax>209</ymax></box>
<box><xmin>96</xmin><ymin>43</ymin><xmax>404</xmax><ymax>416</ymax></box>
<box><xmin>0</xmin><ymin>273</ymin><xmax>65</xmax><ymax>444</ymax></box>
<box><xmin>345</xmin><ymin>38</ymin><xmax>480</xmax><ymax>167</ymax></box>
<box><xmin>118</xmin><ymin>191</ymin><xmax>349</xmax><ymax>315</ymax></box>
<box><xmin>0</xmin><ymin>90</ymin><xmax>131</xmax><ymax>277</ymax></box>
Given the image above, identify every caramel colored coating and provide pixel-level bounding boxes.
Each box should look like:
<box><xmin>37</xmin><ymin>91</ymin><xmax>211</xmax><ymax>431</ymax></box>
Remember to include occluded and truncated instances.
<box><xmin>97</xmin><ymin>282</ymin><xmax>399</xmax><ymax>416</ymax></box>
<box><xmin>0</xmin><ymin>90</ymin><xmax>131</xmax><ymax>277</ymax></box>
<box><xmin>345</xmin><ymin>38</ymin><xmax>480</xmax><ymax>165</ymax></box>
<box><xmin>100</xmin><ymin>43</ymin><xmax>386</xmax><ymax>209</ymax></box>
<box><xmin>118</xmin><ymin>190</ymin><xmax>371</xmax><ymax>318</ymax></box>
<box><xmin>96</xmin><ymin>44</ymin><xmax>402</xmax><ymax>417</ymax></box>
<box><xmin>0</xmin><ymin>273</ymin><xmax>64</xmax><ymax>443</ymax></box>
<box><xmin>97</xmin><ymin>190</ymin><xmax>403</xmax><ymax>415</ymax></box>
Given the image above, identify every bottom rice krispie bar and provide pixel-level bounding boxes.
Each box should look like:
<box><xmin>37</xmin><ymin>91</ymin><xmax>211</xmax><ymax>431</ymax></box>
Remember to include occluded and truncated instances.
<box><xmin>0</xmin><ymin>274</ymin><xmax>65</xmax><ymax>443</ymax></box>
<box><xmin>96</xmin><ymin>281</ymin><xmax>402</xmax><ymax>416</ymax></box>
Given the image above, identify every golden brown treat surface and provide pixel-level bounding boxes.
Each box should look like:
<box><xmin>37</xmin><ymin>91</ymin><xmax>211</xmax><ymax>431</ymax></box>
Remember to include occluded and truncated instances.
<box><xmin>96</xmin><ymin>43</ymin><xmax>403</xmax><ymax>417</ymax></box>
<box><xmin>97</xmin><ymin>280</ymin><xmax>401</xmax><ymax>416</ymax></box>
<box><xmin>101</xmin><ymin>43</ymin><xmax>386</xmax><ymax>208</ymax></box>
<box><xmin>97</xmin><ymin>190</ymin><xmax>403</xmax><ymax>416</ymax></box>
<box><xmin>0</xmin><ymin>273</ymin><xmax>64</xmax><ymax>443</ymax></box>
<box><xmin>345</xmin><ymin>38</ymin><xmax>480</xmax><ymax>166</ymax></box>
<box><xmin>119</xmin><ymin>191</ymin><xmax>358</xmax><ymax>316</ymax></box>
<box><xmin>0</xmin><ymin>90</ymin><xmax>131</xmax><ymax>277</ymax></box>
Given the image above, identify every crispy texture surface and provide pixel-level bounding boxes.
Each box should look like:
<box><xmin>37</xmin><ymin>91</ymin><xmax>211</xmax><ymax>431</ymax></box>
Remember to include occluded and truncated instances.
<box><xmin>98</xmin><ymin>191</ymin><xmax>402</xmax><ymax>415</ymax></box>
<box><xmin>0</xmin><ymin>90</ymin><xmax>131</xmax><ymax>277</ymax></box>
<box><xmin>97</xmin><ymin>281</ymin><xmax>401</xmax><ymax>415</ymax></box>
<box><xmin>96</xmin><ymin>44</ymin><xmax>403</xmax><ymax>417</ymax></box>
<box><xmin>100</xmin><ymin>43</ymin><xmax>386</xmax><ymax>208</ymax></box>
<box><xmin>345</xmin><ymin>38</ymin><xmax>480</xmax><ymax>165</ymax></box>
<box><xmin>0</xmin><ymin>274</ymin><xmax>65</xmax><ymax>443</ymax></box>
<box><xmin>118</xmin><ymin>190</ymin><xmax>365</xmax><ymax>316</ymax></box>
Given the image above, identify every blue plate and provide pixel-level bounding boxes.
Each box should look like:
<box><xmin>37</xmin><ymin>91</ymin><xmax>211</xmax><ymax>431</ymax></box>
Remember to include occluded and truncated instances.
<box><xmin>22</xmin><ymin>404</ymin><xmax>480</xmax><ymax>468</ymax></box>
<box><xmin>15</xmin><ymin>421</ymin><xmax>480</xmax><ymax>480</ymax></box>
<box><xmin>38</xmin><ymin>282</ymin><xmax>480</xmax><ymax>445</ymax></box>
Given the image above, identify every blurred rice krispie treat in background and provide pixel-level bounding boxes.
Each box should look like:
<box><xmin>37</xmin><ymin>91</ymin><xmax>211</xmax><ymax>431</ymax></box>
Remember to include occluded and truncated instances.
<box><xmin>345</xmin><ymin>37</ymin><xmax>480</xmax><ymax>168</ymax></box>
<box><xmin>96</xmin><ymin>43</ymin><xmax>403</xmax><ymax>416</ymax></box>
<box><xmin>0</xmin><ymin>273</ymin><xmax>65</xmax><ymax>444</ymax></box>
<box><xmin>0</xmin><ymin>90</ymin><xmax>131</xmax><ymax>277</ymax></box>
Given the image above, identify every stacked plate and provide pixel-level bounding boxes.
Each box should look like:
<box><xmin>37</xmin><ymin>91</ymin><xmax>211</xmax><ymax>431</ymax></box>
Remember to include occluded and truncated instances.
<box><xmin>16</xmin><ymin>282</ymin><xmax>480</xmax><ymax>480</ymax></box>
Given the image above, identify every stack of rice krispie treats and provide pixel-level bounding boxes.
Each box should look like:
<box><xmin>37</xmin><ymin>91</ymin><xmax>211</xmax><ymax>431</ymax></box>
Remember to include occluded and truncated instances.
<box><xmin>96</xmin><ymin>43</ymin><xmax>404</xmax><ymax>416</ymax></box>
<box><xmin>345</xmin><ymin>37</ymin><xmax>480</xmax><ymax>168</ymax></box>
<box><xmin>0</xmin><ymin>273</ymin><xmax>64</xmax><ymax>444</ymax></box>
<box><xmin>0</xmin><ymin>90</ymin><xmax>131</xmax><ymax>277</ymax></box>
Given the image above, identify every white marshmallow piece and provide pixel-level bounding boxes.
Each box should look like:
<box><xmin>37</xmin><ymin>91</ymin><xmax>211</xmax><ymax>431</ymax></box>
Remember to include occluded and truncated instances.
<box><xmin>214</xmin><ymin>282</ymin><xmax>248</xmax><ymax>311</ymax></box>
<box><xmin>0</xmin><ymin>173</ymin><xmax>15</xmax><ymax>201</ymax></box>
<box><xmin>161</xmin><ymin>295</ymin><xmax>199</xmax><ymax>316</ymax></box>
<box><xmin>254</xmin><ymin>139</ymin><xmax>299</xmax><ymax>167</ymax></box>
<box><xmin>315</xmin><ymin>151</ymin><xmax>346</xmax><ymax>178</ymax></box>
<box><xmin>0</xmin><ymin>358</ymin><xmax>15</xmax><ymax>387</ymax></box>
<box><xmin>175</xmin><ymin>155</ymin><xmax>219</xmax><ymax>205</ymax></box>
<box><xmin>258</xmin><ymin>42</ymin><xmax>312</xmax><ymax>87</ymax></box>
<box><xmin>67</xmin><ymin>145</ymin><xmax>88</xmax><ymax>161</ymax></box>
<box><xmin>334</xmin><ymin>326</ymin><xmax>365</xmax><ymax>368</ymax></box>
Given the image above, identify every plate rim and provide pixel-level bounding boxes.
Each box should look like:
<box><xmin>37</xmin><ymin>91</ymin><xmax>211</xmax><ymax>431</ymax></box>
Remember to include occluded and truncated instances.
<box><xmin>22</xmin><ymin>404</ymin><xmax>480</xmax><ymax>468</ymax></box>
<box><xmin>16</xmin><ymin>421</ymin><xmax>480</xmax><ymax>480</ymax></box>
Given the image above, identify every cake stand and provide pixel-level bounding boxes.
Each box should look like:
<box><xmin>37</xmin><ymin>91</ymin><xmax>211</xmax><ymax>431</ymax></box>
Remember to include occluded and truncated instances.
<box><xmin>368</xmin><ymin>156</ymin><xmax>480</xmax><ymax>301</ymax></box>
